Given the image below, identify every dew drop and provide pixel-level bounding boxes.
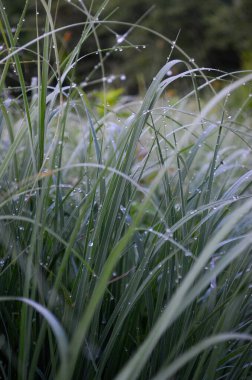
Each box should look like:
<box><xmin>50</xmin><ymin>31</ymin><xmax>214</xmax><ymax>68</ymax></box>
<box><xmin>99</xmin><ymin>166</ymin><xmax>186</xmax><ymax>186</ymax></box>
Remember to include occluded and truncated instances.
<box><xmin>175</xmin><ymin>204</ymin><xmax>181</xmax><ymax>212</ymax></box>
<box><xmin>116</xmin><ymin>34</ymin><xmax>125</xmax><ymax>44</ymax></box>
<box><xmin>107</xmin><ymin>75</ymin><xmax>115</xmax><ymax>84</ymax></box>
<box><xmin>120</xmin><ymin>205</ymin><xmax>126</xmax><ymax>213</ymax></box>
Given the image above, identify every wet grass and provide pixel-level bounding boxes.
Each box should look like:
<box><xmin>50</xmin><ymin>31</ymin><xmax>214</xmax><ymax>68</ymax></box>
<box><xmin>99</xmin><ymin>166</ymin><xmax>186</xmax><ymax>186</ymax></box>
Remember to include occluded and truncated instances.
<box><xmin>0</xmin><ymin>1</ymin><xmax>252</xmax><ymax>379</ymax></box>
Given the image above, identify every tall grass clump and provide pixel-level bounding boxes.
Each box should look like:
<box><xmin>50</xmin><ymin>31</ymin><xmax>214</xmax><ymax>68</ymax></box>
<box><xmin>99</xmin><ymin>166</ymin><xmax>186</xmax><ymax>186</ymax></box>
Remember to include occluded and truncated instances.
<box><xmin>0</xmin><ymin>1</ymin><xmax>252</xmax><ymax>379</ymax></box>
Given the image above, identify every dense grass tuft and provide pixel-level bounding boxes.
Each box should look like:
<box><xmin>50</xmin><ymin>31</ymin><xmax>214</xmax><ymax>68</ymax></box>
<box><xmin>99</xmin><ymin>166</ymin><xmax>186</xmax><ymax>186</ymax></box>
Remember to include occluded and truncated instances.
<box><xmin>0</xmin><ymin>1</ymin><xmax>252</xmax><ymax>379</ymax></box>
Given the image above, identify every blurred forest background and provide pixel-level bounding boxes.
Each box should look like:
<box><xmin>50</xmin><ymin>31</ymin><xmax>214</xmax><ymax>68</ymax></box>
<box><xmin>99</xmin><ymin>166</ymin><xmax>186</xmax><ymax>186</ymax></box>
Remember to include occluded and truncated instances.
<box><xmin>2</xmin><ymin>0</ymin><xmax>252</xmax><ymax>93</ymax></box>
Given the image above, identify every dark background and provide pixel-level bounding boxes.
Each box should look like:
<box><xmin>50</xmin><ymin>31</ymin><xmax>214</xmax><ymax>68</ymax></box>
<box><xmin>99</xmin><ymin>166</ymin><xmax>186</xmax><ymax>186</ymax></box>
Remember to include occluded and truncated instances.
<box><xmin>2</xmin><ymin>0</ymin><xmax>252</xmax><ymax>93</ymax></box>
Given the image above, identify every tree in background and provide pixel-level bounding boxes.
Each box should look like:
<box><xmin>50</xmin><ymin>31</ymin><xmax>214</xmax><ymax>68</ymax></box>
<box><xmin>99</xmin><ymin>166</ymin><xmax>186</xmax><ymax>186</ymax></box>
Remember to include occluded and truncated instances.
<box><xmin>2</xmin><ymin>0</ymin><xmax>252</xmax><ymax>92</ymax></box>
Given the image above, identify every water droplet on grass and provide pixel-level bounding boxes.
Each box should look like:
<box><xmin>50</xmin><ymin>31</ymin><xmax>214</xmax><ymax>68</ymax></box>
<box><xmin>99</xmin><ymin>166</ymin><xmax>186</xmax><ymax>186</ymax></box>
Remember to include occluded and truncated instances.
<box><xmin>190</xmin><ymin>210</ymin><xmax>196</xmax><ymax>215</ymax></box>
<box><xmin>175</xmin><ymin>204</ymin><xmax>181</xmax><ymax>211</ymax></box>
<box><xmin>101</xmin><ymin>317</ymin><xmax>107</xmax><ymax>325</ymax></box>
<box><xmin>107</xmin><ymin>75</ymin><xmax>115</xmax><ymax>84</ymax></box>
<box><xmin>116</xmin><ymin>34</ymin><xmax>125</xmax><ymax>44</ymax></box>
<box><xmin>120</xmin><ymin>205</ymin><xmax>126</xmax><ymax>213</ymax></box>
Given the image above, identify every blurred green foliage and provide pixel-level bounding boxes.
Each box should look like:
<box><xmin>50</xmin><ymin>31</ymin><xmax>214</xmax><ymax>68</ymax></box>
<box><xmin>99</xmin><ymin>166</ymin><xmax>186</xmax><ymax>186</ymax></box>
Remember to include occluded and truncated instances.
<box><xmin>2</xmin><ymin>0</ymin><xmax>252</xmax><ymax>93</ymax></box>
